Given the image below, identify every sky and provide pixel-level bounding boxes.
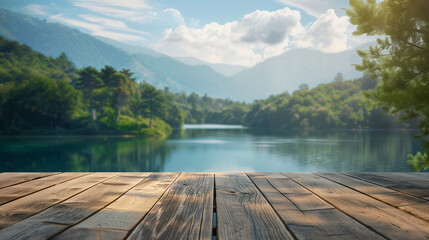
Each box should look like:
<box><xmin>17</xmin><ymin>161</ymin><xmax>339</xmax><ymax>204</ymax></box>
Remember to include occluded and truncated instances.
<box><xmin>0</xmin><ymin>0</ymin><xmax>377</xmax><ymax>67</ymax></box>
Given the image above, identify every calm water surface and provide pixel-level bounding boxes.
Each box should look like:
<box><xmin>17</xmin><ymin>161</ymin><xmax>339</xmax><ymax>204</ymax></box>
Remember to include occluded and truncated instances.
<box><xmin>0</xmin><ymin>124</ymin><xmax>424</xmax><ymax>172</ymax></box>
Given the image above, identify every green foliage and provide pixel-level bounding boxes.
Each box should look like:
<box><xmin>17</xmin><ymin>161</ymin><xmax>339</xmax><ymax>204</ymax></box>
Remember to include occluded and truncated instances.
<box><xmin>161</xmin><ymin>90</ymin><xmax>247</xmax><ymax>124</ymax></box>
<box><xmin>205</xmin><ymin>76</ymin><xmax>413</xmax><ymax>130</ymax></box>
<box><xmin>165</xmin><ymin>104</ymin><xmax>185</xmax><ymax>128</ymax></box>
<box><xmin>407</xmin><ymin>152</ymin><xmax>429</xmax><ymax>172</ymax></box>
<box><xmin>1</xmin><ymin>76</ymin><xmax>81</xmax><ymax>130</ymax></box>
<box><xmin>206</xmin><ymin>105</ymin><xmax>249</xmax><ymax>124</ymax></box>
<box><xmin>347</xmin><ymin>0</ymin><xmax>429</xmax><ymax>170</ymax></box>
<box><xmin>139</xmin><ymin>83</ymin><xmax>167</xmax><ymax>126</ymax></box>
<box><xmin>0</xmin><ymin>37</ymin><xmax>177</xmax><ymax>137</ymax></box>
<box><xmin>188</xmin><ymin>104</ymin><xmax>204</xmax><ymax>124</ymax></box>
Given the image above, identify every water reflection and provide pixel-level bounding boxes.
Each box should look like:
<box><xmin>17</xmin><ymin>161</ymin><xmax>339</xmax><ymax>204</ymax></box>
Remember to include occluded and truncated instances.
<box><xmin>0</xmin><ymin>137</ymin><xmax>170</xmax><ymax>172</ymax></box>
<box><xmin>0</xmin><ymin>126</ymin><xmax>424</xmax><ymax>172</ymax></box>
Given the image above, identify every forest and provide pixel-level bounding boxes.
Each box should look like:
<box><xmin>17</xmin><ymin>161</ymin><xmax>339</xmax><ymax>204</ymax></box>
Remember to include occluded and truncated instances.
<box><xmin>0</xmin><ymin>36</ymin><xmax>244</xmax><ymax>136</ymax></box>
<box><xmin>0</xmin><ymin>36</ymin><xmax>415</xmax><ymax>137</ymax></box>
<box><xmin>204</xmin><ymin>74</ymin><xmax>415</xmax><ymax>130</ymax></box>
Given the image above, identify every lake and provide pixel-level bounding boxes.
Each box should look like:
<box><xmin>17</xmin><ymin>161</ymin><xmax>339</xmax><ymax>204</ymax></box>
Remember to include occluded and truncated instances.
<box><xmin>0</xmin><ymin>124</ymin><xmax>424</xmax><ymax>172</ymax></box>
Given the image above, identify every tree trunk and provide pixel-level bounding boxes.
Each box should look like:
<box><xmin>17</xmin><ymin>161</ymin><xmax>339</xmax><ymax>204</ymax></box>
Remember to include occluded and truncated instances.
<box><xmin>115</xmin><ymin>106</ymin><xmax>120</xmax><ymax>123</ymax></box>
<box><xmin>91</xmin><ymin>107</ymin><xmax>97</xmax><ymax>121</ymax></box>
<box><xmin>149</xmin><ymin>112</ymin><xmax>153</xmax><ymax>128</ymax></box>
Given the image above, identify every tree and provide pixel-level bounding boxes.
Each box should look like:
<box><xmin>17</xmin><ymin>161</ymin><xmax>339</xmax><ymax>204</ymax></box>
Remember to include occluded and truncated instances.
<box><xmin>140</xmin><ymin>83</ymin><xmax>167</xmax><ymax>127</ymax></box>
<box><xmin>2</xmin><ymin>76</ymin><xmax>80</xmax><ymax>129</ymax></box>
<box><xmin>347</xmin><ymin>0</ymin><xmax>429</xmax><ymax>171</ymax></box>
<box><xmin>100</xmin><ymin>66</ymin><xmax>135</xmax><ymax>123</ymax></box>
<box><xmin>189</xmin><ymin>104</ymin><xmax>204</xmax><ymax>124</ymax></box>
<box><xmin>75</xmin><ymin>67</ymin><xmax>104</xmax><ymax>120</ymax></box>
<box><xmin>299</xmin><ymin>84</ymin><xmax>309</xmax><ymax>90</ymax></box>
<box><xmin>165</xmin><ymin>104</ymin><xmax>185</xmax><ymax>128</ymax></box>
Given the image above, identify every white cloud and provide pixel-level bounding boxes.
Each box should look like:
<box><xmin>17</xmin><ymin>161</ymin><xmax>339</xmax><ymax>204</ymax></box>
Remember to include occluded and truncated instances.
<box><xmin>293</xmin><ymin>9</ymin><xmax>351</xmax><ymax>53</ymax></box>
<box><xmin>79</xmin><ymin>15</ymin><xmax>127</xmax><ymax>28</ymax></box>
<box><xmin>74</xmin><ymin>0</ymin><xmax>151</xmax><ymax>10</ymax></box>
<box><xmin>154</xmin><ymin>7</ymin><xmax>303</xmax><ymax>67</ymax></box>
<box><xmin>25</xmin><ymin>4</ymin><xmax>48</xmax><ymax>16</ymax></box>
<box><xmin>240</xmin><ymin>8</ymin><xmax>303</xmax><ymax>44</ymax></box>
<box><xmin>148</xmin><ymin>8</ymin><xmax>185</xmax><ymax>27</ymax></box>
<box><xmin>277</xmin><ymin>0</ymin><xmax>344</xmax><ymax>17</ymax></box>
<box><xmin>79</xmin><ymin>14</ymin><xmax>149</xmax><ymax>35</ymax></box>
<box><xmin>50</xmin><ymin>14</ymin><xmax>146</xmax><ymax>42</ymax></box>
<box><xmin>154</xmin><ymin>8</ymin><xmax>355</xmax><ymax>66</ymax></box>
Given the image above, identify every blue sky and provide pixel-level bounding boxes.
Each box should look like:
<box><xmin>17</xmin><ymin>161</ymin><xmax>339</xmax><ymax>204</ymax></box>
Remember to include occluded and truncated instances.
<box><xmin>0</xmin><ymin>0</ymin><xmax>375</xmax><ymax>66</ymax></box>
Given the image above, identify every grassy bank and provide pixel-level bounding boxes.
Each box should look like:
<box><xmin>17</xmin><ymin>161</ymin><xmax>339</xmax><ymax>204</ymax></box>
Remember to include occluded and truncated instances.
<box><xmin>1</xmin><ymin>116</ymin><xmax>172</xmax><ymax>138</ymax></box>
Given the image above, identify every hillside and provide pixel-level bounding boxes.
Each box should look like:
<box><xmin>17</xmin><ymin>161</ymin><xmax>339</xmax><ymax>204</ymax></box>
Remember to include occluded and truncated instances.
<box><xmin>0</xmin><ymin>9</ymin><xmax>236</xmax><ymax>98</ymax></box>
<box><xmin>0</xmin><ymin>9</ymin><xmax>379</xmax><ymax>101</ymax></box>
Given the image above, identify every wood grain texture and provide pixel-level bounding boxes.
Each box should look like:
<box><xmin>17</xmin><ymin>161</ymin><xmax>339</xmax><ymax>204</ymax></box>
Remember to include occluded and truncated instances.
<box><xmin>283</xmin><ymin>173</ymin><xmax>429</xmax><ymax>240</ymax></box>
<box><xmin>0</xmin><ymin>172</ymin><xmax>427</xmax><ymax>240</ymax></box>
<box><xmin>0</xmin><ymin>172</ymin><xmax>89</xmax><ymax>205</ymax></box>
<box><xmin>392</xmin><ymin>172</ymin><xmax>429</xmax><ymax>181</ymax></box>
<box><xmin>248</xmin><ymin>173</ymin><xmax>384</xmax><ymax>240</ymax></box>
<box><xmin>318</xmin><ymin>173</ymin><xmax>429</xmax><ymax>221</ymax></box>
<box><xmin>53</xmin><ymin>172</ymin><xmax>179</xmax><ymax>240</ymax></box>
<box><xmin>0</xmin><ymin>172</ymin><xmax>118</xmax><ymax>230</ymax></box>
<box><xmin>128</xmin><ymin>173</ymin><xmax>213</xmax><ymax>240</ymax></box>
<box><xmin>0</xmin><ymin>173</ymin><xmax>150</xmax><ymax>240</ymax></box>
<box><xmin>0</xmin><ymin>172</ymin><xmax>60</xmax><ymax>189</ymax></box>
<box><xmin>216</xmin><ymin>173</ymin><xmax>293</xmax><ymax>240</ymax></box>
<box><xmin>346</xmin><ymin>172</ymin><xmax>429</xmax><ymax>199</ymax></box>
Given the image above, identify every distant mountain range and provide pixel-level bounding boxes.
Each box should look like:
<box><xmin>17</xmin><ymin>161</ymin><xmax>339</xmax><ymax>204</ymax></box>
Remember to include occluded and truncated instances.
<box><xmin>174</xmin><ymin>57</ymin><xmax>248</xmax><ymax>77</ymax></box>
<box><xmin>0</xmin><ymin>9</ymin><xmax>236</xmax><ymax>98</ymax></box>
<box><xmin>232</xmin><ymin>45</ymin><xmax>369</xmax><ymax>99</ymax></box>
<box><xmin>0</xmin><ymin>9</ymin><xmax>373</xmax><ymax>101</ymax></box>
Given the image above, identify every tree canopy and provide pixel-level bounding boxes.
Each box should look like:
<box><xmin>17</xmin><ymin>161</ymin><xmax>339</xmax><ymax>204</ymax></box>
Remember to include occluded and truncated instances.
<box><xmin>347</xmin><ymin>0</ymin><xmax>429</xmax><ymax>171</ymax></box>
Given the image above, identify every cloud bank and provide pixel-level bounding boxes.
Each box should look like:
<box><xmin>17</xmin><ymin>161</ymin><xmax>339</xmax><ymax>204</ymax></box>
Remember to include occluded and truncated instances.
<box><xmin>155</xmin><ymin>8</ymin><xmax>352</xmax><ymax>66</ymax></box>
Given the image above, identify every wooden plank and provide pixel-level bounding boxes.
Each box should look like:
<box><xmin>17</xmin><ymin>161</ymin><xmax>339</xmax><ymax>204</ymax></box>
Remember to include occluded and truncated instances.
<box><xmin>215</xmin><ymin>173</ymin><xmax>293</xmax><ymax>240</ymax></box>
<box><xmin>128</xmin><ymin>173</ymin><xmax>213</xmax><ymax>240</ymax></box>
<box><xmin>0</xmin><ymin>173</ymin><xmax>150</xmax><ymax>240</ymax></box>
<box><xmin>0</xmin><ymin>172</ymin><xmax>118</xmax><ymax>230</ymax></box>
<box><xmin>0</xmin><ymin>172</ymin><xmax>90</xmax><ymax>205</ymax></box>
<box><xmin>283</xmin><ymin>173</ymin><xmax>429</xmax><ymax>240</ymax></box>
<box><xmin>53</xmin><ymin>172</ymin><xmax>180</xmax><ymax>240</ymax></box>
<box><xmin>0</xmin><ymin>172</ymin><xmax>60</xmax><ymax>189</ymax></box>
<box><xmin>399</xmin><ymin>202</ymin><xmax>429</xmax><ymax>223</ymax></box>
<box><xmin>390</xmin><ymin>172</ymin><xmax>429</xmax><ymax>181</ymax></box>
<box><xmin>248</xmin><ymin>173</ymin><xmax>384</xmax><ymax>240</ymax></box>
<box><xmin>346</xmin><ymin>172</ymin><xmax>429</xmax><ymax>199</ymax></box>
<box><xmin>318</xmin><ymin>173</ymin><xmax>429</xmax><ymax>221</ymax></box>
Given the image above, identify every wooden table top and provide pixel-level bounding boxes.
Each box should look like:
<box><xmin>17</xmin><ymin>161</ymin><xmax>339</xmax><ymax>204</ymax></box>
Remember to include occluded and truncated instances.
<box><xmin>0</xmin><ymin>172</ymin><xmax>428</xmax><ymax>239</ymax></box>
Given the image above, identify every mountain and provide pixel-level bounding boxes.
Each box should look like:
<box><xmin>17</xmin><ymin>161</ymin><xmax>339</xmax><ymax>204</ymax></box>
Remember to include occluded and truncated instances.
<box><xmin>174</xmin><ymin>57</ymin><xmax>248</xmax><ymax>77</ymax></box>
<box><xmin>96</xmin><ymin>36</ymin><xmax>164</xmax><ymax>57</ymax></box>
<box><xmin>0</xmin><ymin>9</ymin><xmax>236</xmax><ymax>98</ymax></box>
<box><xmin>0</xmin><ymin>9</ymin><xmax>375</xmax><ymax>101</ymax></box>
<box><xmin>233</xmin><ymin>44</ymin><xmax>372</xmax><ymax>99</ymax></box>
<box><xmin>95</xmin><ymin>38</ymin><xmax>248</xmax><ymax>77</ymax></box>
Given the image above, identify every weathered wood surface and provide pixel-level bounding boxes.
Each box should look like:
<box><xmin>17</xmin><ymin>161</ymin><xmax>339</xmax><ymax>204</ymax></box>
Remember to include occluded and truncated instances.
<box><xmin>0</xmin><ymin>172</ymin><xmax>427</xmax><ymax>240</ymax></box>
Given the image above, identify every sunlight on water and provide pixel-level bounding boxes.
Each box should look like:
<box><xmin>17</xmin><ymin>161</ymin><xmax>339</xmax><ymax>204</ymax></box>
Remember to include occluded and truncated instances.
<box><xmin>183</xmin><ymin>124</ymin><xmax>245</xmax><ymax>129</ymax></box>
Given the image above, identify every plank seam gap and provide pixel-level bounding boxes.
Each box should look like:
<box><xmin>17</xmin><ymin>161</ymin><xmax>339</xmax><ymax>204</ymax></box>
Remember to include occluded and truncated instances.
<box><xmin>319</xmin><ymin>173</ymin><xmax>429</xmax><ymax>209</ymax></box>
<box><xmin>212</xmin><ymin>173</ymin><xmax>217</xmax><ymax>239</ymax></box>
<box><xmin>334</xmin><ymin>173</ymin><xmax>429</xmax><ymax>223</ymax></box>
<box><xmin>341</xmin><ymin>173</ymin><xmax>429</xmax><ymax>201</ymax></box>
<box><xmin>0</xmin><ymin>172</ymin><xmax>93</xmax><ymax>207</ymax></box>
<box><xmin>280</xmin><ymin>173</ymin><xmax>390</xmax><ymax>240</ymax></box>
<box><xmin>0</xmin><ymin>172</ymin><xmax>63</xmax><ymax>190</ymax></box>
<box><xmin>245</xmin><ymin>173</ymin><xmax>299</xmax><ymax>240</ymax></box>
<box><xmin>47</xmin><ymin>172</ymin><xmax>149</xmax><ymax>240</ymax></box>
<box><xmin>123</xmin><ymin>172</ymin><xmax>182</xmax><ymax>240</ymax></box>
<box><xmin>0</xmin><ymin>172</ymin><xmax>123</xmax><ymax>230</ymax></box>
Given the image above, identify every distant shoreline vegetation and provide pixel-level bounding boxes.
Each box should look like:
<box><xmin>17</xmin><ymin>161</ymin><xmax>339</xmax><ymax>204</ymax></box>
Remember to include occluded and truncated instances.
<box><xmin>0</xmin><ymin>37</ymin><xmax>415</xmax><ymax>137</ymax></box>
